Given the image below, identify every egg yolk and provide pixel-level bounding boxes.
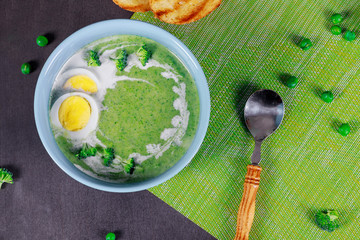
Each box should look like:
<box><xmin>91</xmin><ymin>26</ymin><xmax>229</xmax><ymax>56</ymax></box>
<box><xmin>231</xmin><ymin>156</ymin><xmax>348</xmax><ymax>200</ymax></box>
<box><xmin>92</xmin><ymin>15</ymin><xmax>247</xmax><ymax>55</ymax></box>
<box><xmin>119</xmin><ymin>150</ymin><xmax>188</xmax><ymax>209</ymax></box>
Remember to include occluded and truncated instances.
<box><xmin>63</xmin><ymin>75</ymin><xmax>98</xmax><ymax>93</ymax></box>
<box><xmin>58</xmin><ymin>96</ymin><xmax>91</xmax><ymax>131</ymax></box>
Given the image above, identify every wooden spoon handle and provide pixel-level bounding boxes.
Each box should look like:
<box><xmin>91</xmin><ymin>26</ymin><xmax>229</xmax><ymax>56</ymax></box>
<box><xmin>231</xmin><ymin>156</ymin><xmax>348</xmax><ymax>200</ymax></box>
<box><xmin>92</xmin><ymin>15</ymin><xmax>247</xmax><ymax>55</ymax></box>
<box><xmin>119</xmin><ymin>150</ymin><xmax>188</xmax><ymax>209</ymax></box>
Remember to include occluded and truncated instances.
<box><xmin>234</xmin><ymin>164</ymin><xmax>262</xmax><ymax>240</ymax></box>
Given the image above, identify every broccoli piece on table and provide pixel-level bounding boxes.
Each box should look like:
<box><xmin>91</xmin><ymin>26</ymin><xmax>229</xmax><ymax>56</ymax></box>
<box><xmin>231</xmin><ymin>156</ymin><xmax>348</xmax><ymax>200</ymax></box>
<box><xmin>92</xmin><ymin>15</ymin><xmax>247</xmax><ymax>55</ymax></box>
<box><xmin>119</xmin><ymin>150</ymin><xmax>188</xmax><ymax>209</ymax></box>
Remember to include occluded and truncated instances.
<box><xmin>87</xmin><ymin>50</ymin><xmax>101</xmax><ymax>66</ymax></box>
<box><xmin>124</xmin><ymin>158</ymin><xmax>135</xmax><ymax>174</ymax></box>
<box><xmin>76</xmin><ymin>144</ymin><xmax>97</xmax><ymax>160</ymax></box>
<box><xmin>113</xmin><ymin>50</ymin><xmax>128</xmax><ymax>71</ymax></box>
<box><xmin>102</xmin><ymin>148</ymin><xmax>115</xmax><ymax>166</ymax></box>
<box><xmin>136</xmin><ymin>45</ymin><xmax>151</xmax><ymax>66</ymax></box>
<box><xmin>315</xmin><ymin>210</ymin><xmax>340</xmax><ymax>232</ymax></box>
<box><xmin>0</xmin><ymin>168</ymin><xmax>13</xmax><ymax>189</ymax></box>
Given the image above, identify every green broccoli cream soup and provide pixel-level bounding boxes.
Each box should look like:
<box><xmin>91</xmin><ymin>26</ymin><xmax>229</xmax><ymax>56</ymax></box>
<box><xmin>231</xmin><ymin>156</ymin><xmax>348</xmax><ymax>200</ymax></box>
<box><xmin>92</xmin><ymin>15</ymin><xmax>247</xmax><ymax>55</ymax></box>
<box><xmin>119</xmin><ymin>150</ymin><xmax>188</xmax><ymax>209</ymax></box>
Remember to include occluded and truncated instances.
<box><xmin>49</xmin><ymin>35</ymin><xmax>200</xmax><ymax>183</ymax></box>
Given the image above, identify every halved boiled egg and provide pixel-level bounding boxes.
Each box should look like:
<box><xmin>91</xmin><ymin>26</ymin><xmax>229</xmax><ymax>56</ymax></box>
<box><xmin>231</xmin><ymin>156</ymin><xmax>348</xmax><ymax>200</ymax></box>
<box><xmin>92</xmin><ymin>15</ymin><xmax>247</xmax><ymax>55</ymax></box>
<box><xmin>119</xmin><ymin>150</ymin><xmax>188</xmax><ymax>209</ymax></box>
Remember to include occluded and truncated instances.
<box><xmin>50</xmin><ymin>92</ymin><xmax>99</xmax><ymax>139</ymax></box>
<box><xmin>61</xmin><ymin>68</ymin><xmax>100</xmax><ymax>93</ymax></box>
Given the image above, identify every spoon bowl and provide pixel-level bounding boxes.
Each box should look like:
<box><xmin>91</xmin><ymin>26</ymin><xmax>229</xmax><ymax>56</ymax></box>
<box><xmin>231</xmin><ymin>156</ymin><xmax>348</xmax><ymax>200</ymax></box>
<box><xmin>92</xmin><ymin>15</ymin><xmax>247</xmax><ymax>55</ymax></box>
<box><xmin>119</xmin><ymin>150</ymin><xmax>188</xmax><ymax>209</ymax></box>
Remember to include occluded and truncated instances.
<box><xmin>244</xmin><ymin>89</ymin><xmax>284</xmax><ymax>141</ymax></box>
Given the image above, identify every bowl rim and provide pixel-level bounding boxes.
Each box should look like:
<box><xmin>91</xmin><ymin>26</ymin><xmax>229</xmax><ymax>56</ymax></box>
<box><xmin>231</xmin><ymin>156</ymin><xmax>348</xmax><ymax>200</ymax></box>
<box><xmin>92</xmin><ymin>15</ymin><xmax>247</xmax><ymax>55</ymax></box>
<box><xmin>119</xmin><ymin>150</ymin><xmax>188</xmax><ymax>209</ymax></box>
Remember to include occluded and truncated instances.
<box><xmin>34</xmin><ymin>19</ymin><xmax>210</xmax><ymax>192</ymax></box>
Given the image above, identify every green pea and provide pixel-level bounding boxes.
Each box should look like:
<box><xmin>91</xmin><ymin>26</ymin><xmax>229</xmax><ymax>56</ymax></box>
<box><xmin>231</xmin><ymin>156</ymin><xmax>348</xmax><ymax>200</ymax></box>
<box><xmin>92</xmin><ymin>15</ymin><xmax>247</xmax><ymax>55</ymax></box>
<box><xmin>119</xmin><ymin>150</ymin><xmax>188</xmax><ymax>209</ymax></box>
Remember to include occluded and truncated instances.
<box><xmin>21</xmin><ymin>62</ymin><xmax>31</xmax><ymax>74</ymax></box>
<box><xmin>344</xmin><ymin>31</ymin><xmax>356</xmax><ymax>41</ymax></box>
<box><xmin>330</xmin><ymin>25</ymin><xmax>342</xmax><ymax>35</ymax></box>
<box><xmin>106</xmin><ymin>232</ymin><xmax>116</xmax><ymax>240</ymax></box>
<box><xmin>321</xmin><ymin>91</ymin><xmax>334</xmax><ymax>103</ymax></box>
<box><xmin>285</xmin><ymin>76</ymin><xmax>298</xmax><ymax>88</ymax></box>
<box><xmin>299</xmin><ymin>38</ymin><xmax>312</xmax><ymax>50</ymax></box>
<box><xmin>36</xmin><ymin>35</ymin><xmax>48</xmax><ymax>47</ymax></box>
<box><xmin>338</xmin><ymin>123</ymin><xmax>350</xmax><ymax>136</ymax></box>
<box><xmin>331</xmin><ymin>13</ymin><xmax>343</xmax><ymax>24</ymax></box>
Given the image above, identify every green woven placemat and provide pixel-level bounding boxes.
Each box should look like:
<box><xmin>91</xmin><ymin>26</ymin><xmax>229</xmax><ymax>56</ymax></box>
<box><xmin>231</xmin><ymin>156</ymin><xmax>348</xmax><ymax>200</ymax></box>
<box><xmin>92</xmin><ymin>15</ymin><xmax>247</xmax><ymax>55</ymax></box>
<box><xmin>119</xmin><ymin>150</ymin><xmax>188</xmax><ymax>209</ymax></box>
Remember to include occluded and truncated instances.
<box><xmin>132</xmin><ymin>1</ymin><xmax>360</xmax><ymax>239</ymax></box>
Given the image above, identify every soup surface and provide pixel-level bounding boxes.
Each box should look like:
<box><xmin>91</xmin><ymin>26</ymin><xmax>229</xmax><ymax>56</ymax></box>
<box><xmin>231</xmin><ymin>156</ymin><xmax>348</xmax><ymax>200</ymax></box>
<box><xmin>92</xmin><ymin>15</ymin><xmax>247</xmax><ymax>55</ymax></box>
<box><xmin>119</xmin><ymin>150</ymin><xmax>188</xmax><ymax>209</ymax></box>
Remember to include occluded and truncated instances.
<box><xmin>49</xmin><ymin>35</ymin><xmax>200</xmax><ymax>182</ymax></box>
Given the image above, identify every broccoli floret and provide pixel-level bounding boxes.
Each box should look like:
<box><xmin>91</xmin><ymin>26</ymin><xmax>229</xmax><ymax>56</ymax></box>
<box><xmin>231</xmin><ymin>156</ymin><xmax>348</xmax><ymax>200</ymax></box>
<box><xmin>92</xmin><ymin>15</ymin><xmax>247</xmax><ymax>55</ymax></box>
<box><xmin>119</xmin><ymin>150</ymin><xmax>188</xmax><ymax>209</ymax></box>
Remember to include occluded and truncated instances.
<box><xmin>124</xmin><ymin>158</ymin><xmax>135</xmax><ymax>174</ymax></box>
<box><xmin>0</xmin><ymin>168</ymin><xmax>13</xmax><ymax>189</ymax></box>
<box><xmin>76</xmin><ymin>144</ymin><xmax>97</xmax><ymax>160</ymax></box>
<box><xmin>315</xmin><ymin>210</ymin><xmax>340</xmax><ymax>232</ymax></box>
<box><xmin>136</xmin><ymin>45</ymin><xmax>151</xmax><ymax>66</ymax></box>
<box><xmin>87</xmin><ymin>50</ymin><xmax>101</xmax><ymax>66</ymax></box>
<box><xmin>113</xmin><ymin>50</ymin><xmax>127</xmax><ymax>71</ymax></box>
<box><xmin>102</xmin><ymin>148</ymin><xmax>115</xmax><ymax>166</ymax></box>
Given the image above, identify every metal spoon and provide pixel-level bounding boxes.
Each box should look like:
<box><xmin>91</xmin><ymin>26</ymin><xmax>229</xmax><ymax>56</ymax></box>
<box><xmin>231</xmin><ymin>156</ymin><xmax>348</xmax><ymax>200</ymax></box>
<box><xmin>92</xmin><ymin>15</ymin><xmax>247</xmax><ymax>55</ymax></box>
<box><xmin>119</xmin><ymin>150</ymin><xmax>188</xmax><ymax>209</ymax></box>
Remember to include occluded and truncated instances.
<box><xmin>234</xmin><ymin>89</ymin><xmax>284</xmax><ymax>240</ymax></box>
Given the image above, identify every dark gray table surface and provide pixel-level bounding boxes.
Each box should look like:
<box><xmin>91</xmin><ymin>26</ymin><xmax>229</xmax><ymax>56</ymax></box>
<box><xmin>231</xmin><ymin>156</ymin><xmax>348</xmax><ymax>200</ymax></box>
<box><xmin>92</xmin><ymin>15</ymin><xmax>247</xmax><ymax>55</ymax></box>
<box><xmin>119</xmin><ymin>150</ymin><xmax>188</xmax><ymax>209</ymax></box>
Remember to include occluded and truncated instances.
<box><xmin>0</xmin><ymin>1</ymin><xmax>216</xmax><ymax>239</ymax></box>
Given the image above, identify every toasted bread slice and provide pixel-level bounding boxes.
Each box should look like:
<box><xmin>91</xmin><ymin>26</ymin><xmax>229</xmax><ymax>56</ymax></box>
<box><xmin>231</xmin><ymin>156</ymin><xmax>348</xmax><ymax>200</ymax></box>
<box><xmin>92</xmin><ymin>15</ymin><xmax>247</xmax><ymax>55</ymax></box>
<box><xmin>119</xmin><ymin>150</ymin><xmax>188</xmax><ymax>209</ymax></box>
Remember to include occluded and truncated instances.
<box><xmin>189</xmin><ymin>0</ymin><xmax>221</xmax><ymax>23</ymax></box>
<box><xmin>113</xmin><ymin>0</ymin><xmax>151</xmax><ymax>12</ymax></box>
<box><xmin>150</xmin><ymin>0</ymin><xmax>221</xmax><ymax>24</ymax></box>
<box><xmin>150</xmin><ymin>0</ymin><xmax>207</xmax><ymax>24</ymax></box>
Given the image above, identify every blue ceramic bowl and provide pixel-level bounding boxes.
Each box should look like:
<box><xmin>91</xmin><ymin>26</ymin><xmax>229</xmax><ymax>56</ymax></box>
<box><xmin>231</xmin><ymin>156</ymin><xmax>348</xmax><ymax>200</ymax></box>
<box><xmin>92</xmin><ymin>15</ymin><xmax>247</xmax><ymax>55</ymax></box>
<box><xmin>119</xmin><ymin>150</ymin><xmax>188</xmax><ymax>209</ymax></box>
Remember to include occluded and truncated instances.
<box><xmin>34</xmin><ymin>19</ymin><xmax>210</xmax><ymax>192</ymax></box>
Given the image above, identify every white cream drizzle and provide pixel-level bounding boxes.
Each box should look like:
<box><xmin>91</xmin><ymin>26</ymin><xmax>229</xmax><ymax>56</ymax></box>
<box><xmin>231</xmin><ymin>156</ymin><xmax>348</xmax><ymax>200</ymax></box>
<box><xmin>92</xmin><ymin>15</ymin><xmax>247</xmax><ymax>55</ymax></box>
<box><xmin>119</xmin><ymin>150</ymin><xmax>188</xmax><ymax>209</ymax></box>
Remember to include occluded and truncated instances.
<box><xmin>51</xmin><ymin>37</ymin><xmax>190</xmax><ymax>179</ymax></box>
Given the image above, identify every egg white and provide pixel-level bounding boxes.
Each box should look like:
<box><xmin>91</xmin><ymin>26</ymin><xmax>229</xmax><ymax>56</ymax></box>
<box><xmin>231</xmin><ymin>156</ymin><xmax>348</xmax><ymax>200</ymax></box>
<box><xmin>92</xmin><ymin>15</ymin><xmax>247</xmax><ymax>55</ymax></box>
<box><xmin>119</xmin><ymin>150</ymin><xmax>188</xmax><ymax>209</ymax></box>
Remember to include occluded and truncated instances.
<box><xmin>50</xmin><ymin>92</ymin><xmax>99</xmax><ymax>140</ymax></box>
